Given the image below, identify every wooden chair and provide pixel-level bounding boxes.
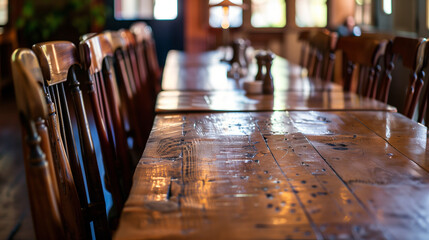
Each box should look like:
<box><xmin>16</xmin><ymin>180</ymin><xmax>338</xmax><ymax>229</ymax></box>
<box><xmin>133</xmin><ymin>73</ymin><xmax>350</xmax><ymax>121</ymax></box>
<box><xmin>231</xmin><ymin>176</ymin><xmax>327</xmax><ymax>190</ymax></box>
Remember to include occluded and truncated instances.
<box><xmin>12</xmin><ymin>45</ymin><xmax>110</xmax><ymax>239</ymax></box>
<box><xmin>130</xmin><ymin>22</ymin><xmax>162</xmax><ymax>100</ymax></box>
<box><xmin>352</xmin><ymin>32</ymin><xmax>395</xmax><ymax>102</ymax></box>
<box><xmin>375</xmin><ymin>40</ymin><xmax>394</xmax><ymax>103</ymax></box>
<box><xmin>297</xmin><ymin>30</ymin><xmax>310</xmax><ymax>69</ymax></box>
<box><xmin>336</xmin><ymin>36</ymin><xmax>388</xmax><ymax>97</ymax></box>
<box><xmin>307</xmin><ymin>29</ymin><xmax>338</xmax><ymax>82</ymax></box>
<box><xmin>385</xmin><ymin>36</ymin><xmax>428</xmax><ymax>120</ymax></box>
<box><xmin>12</xmin><ymin>48</ymin><xmax>66</xmax><ymax>239</ymax></box>
<box><xmin>79</xmin><ymin>33</ymin><xmax>134</xmax><ymax>199</ymax></box>
<box><xmin>103</xmin><ymin>30</ymin><xmax>147</xmax><ymax>152</ymax></box>
<box><xmin>118</xmin><ymin>29</ymin><xmax>154</xmax><ymax>146</ymax></box>
<box><xmin>33</xmin><ymin>41</ymin><xmax>117</xmax><ymax>238</ymax></box>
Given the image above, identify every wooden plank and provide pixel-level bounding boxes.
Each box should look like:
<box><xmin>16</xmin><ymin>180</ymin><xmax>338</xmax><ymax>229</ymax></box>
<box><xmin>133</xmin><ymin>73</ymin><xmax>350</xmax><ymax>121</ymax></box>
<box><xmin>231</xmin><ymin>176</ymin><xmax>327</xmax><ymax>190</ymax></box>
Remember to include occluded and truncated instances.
<box><xmin>251</xmin><ymin>112</ymin><xmax>389</xmax><ymax>239</ymax></box>
<box><xmin>155</xmin><ymin>91</ymin><xmax>397</xmax><ymax>113</ymax></box>
<box><xmin>287</xmin><ymin>111</ymin><xmax>429</xmax><ymax>239</ymax></box>
<box><xmin>350</xmin><ymin>111</ymin><xmax>429</xmax><ymax>171</ymax></box>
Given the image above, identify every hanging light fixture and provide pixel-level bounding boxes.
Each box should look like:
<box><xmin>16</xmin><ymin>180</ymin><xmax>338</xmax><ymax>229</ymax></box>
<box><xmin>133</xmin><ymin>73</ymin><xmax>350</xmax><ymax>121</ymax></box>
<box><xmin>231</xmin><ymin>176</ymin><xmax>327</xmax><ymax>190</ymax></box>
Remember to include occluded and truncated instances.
<box><xmin>209</xmin><ymin>0</ymin><xmax>247</xmax><ymax>48</ymax></box>
<box><xmin>210</xmin><ymin>0</ymin><xmax>246</xmax><ymax>29</ymax></box>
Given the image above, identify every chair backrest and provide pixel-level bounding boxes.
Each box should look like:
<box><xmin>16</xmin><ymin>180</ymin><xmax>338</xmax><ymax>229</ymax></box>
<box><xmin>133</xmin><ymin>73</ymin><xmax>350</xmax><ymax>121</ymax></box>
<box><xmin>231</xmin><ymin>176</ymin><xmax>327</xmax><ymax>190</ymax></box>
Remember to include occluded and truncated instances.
<box><xmin>32</xmin><ymin>41</ymin><xmax>114</xmax><ymax>239</ymax></box>
<box><xmin>11</xmin><ymin>48</ymin><xmax>66</xmax><ymax>239</ymax></box>
<box><xmin>336</xmin><ymin>36</ymin><xmax>387</xmax><ymax>96</ymax></box>
<box><xmin>118</xmin><ymin>29</ymin><xmax>154</xmax><ymax>145</ymax></box>
<box><xmin>130</xmin><ymin>21</ymin><xmax>162</xmax><ymax>98</ymax></box>
<box><xmin>104</xmin><ymin>30</ymin><xmax>146</xmax><ymax>151</ymax></box>
<box><xmin>297</xmin><ymin>30</ymin><xmax>310</xmax><ymax>69</ymax></box>
<box><xmin>79</xmin><ymin>33</ymin><xmax>133</xmax><ymax>197</ymax></box>
<box><xmin>356</xmin><ymin>32</ymin><xmax>395</xmax><ymax>102</ymax></box>
<box><xmin>389</xmin><ymin>36</ymin><xmax>428</xmax><ymax>120</ymax></box>
<box><xmin>307</xmin><ymin>29</ymin><xmax>338</xmax><ymax>82</ymax></box>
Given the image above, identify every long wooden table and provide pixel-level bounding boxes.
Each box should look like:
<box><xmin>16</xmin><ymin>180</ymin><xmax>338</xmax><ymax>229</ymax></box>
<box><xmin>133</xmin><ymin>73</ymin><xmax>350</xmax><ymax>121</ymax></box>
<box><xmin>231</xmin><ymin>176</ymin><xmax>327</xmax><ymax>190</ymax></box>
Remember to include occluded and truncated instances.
<box><xmin>114</xmin><ymin>111</ymin><xmax>429</xmax><ymax>239</ymax></box>
<box><xmin>155</xmin><ymin>90</ymin><xmax>397</xmax><ymax>113</ymax></box>
<box><xmin>161</xmin><ymin>50</ymin><xmax>341</xmax><ymax>92</ymax></box>
<box><xmin>115</xmin><ymin>49</ymin><xmax>427</xmax><ymax>239</ymax></box>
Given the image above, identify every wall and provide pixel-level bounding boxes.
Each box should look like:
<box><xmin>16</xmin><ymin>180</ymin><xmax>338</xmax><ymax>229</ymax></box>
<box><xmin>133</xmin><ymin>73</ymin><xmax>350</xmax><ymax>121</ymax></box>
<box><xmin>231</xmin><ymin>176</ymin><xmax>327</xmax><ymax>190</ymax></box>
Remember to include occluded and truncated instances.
<box><xmin>185</xmin><ymin>0</ymin><xmax>211</xmax><ymax>53</ymax></box>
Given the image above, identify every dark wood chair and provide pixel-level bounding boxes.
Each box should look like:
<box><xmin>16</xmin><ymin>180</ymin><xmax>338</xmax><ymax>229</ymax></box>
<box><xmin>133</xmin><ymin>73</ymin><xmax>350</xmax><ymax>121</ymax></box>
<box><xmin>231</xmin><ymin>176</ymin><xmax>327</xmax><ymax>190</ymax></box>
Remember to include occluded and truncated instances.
<box><xmin>353</xmin><ymin>32</ymin><xmax>395</xmax><ymax>102</ymax></box>
<box><xmin>12</xmin><ymin>48</ymin><xmax>66</xmax><ymax>239</ymax></box>
<box><xmin>12</xmin><ymin>45</ymin><xmax>111</xmax><ymax>239</ymax></box>
<box><xmin>130</xmin><ymin>22</ymin><xmax>162</xmax><ymax>100</ymax></box>
<box><xmin>297</xmin><ymin>30</ymin><xmax>310</xmax><ymax>69</ymax></box>
<box><xmin>103</xmin><ymin>30</ymin><xmax>146</xmax><ymax>152</ymax></box>
<box><xmin>307</xmin><ymin>29</ymin><xmax>338</xmax><ymax>82</ymax></box>
<box><xmin>79</xmin><ymin>33</ymin><xmax>134</xmax><ymax>199</ymax></box>
<box><xmin>118</xmin><ymin>29</ymin><xmax>154</xmax><ymax>146</ymax></box>
<box><xmin>386</xmin><ymin>36</ymin><xmax>428</xmax><ymax>120</ymax></box>
<box><xmin>336</xmin><ymin>36</ymin><xmax>388</xmax><ymax>97</ymax></box>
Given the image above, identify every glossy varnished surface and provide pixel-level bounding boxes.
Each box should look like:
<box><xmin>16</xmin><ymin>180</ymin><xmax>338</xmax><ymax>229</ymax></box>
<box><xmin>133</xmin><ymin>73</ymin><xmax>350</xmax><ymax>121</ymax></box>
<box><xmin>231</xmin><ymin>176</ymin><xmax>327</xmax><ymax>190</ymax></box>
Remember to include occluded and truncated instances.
<box><xmin>155</xmin><ymin>90</ymin><xmax>397</xmax><ymax>113</ymax></box>
<box><xmin>115</xmin><ymin>111</ymin><xmax>429</xmax><ymax>239</ymax></box>
<box><xmin>162</xmin><ymin>50</ymin><xmax>341</xmax><ymax>92</ymax></box>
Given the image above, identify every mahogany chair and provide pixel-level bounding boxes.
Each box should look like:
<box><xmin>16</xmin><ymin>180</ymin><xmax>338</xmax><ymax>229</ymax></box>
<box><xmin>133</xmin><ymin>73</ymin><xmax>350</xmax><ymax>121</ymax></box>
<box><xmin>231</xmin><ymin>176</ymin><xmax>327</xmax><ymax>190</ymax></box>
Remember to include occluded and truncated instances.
<box><xmin>307</xmin><ymin>29</ymin><xmax>338</xmax><ymax>82</ymax></box>
<box><xmin>12</xmin><ymin>45</ymin><xmax>110</xmax><ymax>239</ymax></box>
<box><xmin>354</xmin><ymin>32</ymin><xmax>395</xmax><ymax>102</ymax></box>
<box><xmin>297</xmin><ymin>30</ymin><xmax>311</xmax><ymax>69</ymax></box>
<box><xmin>79</xmin><ymin>33</ymin><xmax>134</xmax><ymax>200</ymax></box>
<box><xmin>336</xmin><ymin>36</ymin><xmax>388</xmax><ymax>97</ymax></box>
<box><xmin>130</xmin><ymin>21</ymin><xmax>162</xmax><ymax>100</ymax></box>
<box><xmin>103</xmin><ymin>30</ymin><xmax>147</xmax><ymax>152</ymax></box>
<box><xmin>375</xmin><ymin>40</ymin><xmax>394</xmax><ymax>103</ymax></box>
<box><xmin>12</xmin><ymin>48</ymin><xmax>66</xmax><ymax>239</ymax></box>
<box><xmin>386</xmin><ymin>36</ymin><xmax>428</xmax><ymax>120</ymax></box>
<box><xmin>33</xmin><ymin>41</ymin><xmax>118</xmax><ymax>238</ymax></box>
<box><xmin>118</xmin><ymin>29</ymin><xmax>154</xmax><ymax>146</ymax></box>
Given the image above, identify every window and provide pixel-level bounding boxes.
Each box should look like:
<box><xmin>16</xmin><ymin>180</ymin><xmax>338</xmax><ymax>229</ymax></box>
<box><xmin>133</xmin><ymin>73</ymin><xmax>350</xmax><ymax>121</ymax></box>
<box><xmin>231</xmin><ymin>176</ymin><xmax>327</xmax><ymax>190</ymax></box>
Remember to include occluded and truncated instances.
<box><xmin>115</xmin><ymin>0</ymin><xmax>177</xmax><ymax>20</ymax></box>
<box><xmin>295</xmin><ymin>0</ymin><xmax>327</xmax><ymax>27</ymax></box>
<box><xmin>355</xmin><ymin>0</ymin><xmax>372</xmax><ymax>25</ymax></box>
<box><xmin>251</xmin><ymin>0</ymin><xmax>286</xmax><ymax>28</ymax></box>
<box><xmin>383</xmin><ymin>0</ymin><xmax>392</xmax><ymax>15</ymax></box>
<box><xmin>0</xmin><ymin>0</ymin><xmax>7</xmax><ymax>25</ymax></box>
<box><xmin>209</xmin><ymin>0</ymin><xmax>243</xmax><ymax>28</ymax></box>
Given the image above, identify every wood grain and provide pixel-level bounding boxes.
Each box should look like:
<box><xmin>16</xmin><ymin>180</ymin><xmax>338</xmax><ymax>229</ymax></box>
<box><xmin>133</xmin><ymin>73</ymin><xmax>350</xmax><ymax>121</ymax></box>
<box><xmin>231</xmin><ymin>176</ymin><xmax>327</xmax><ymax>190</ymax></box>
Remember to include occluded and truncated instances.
<box><xmin>155</xmin><ymin>91</ymin><xmax>397</xmax><ymax>113</ymax></box>
<box><xmin>114</xmin><ymin>111</ymin><xmax>429</xmax><ymax>239</ymax></box>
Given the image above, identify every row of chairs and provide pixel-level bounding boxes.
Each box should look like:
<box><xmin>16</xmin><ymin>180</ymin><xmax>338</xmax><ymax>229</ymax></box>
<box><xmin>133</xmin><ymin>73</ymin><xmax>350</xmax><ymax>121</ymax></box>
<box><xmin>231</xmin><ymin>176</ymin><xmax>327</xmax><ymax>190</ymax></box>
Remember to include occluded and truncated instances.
<box><xmin>299</xmin><ymin>29</ymin><xmax>429</xmax><ymax>123</ymax></box>
<box><xmin>12</xmin><ymin>22</ymin><xmax>160</xmax><ymax>239</ymax></box>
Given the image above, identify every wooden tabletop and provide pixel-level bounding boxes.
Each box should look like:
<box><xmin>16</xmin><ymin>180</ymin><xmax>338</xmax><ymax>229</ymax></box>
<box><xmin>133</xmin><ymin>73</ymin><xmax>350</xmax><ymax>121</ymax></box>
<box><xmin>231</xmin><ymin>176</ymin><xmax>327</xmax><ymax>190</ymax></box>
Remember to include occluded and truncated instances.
<box><xmin>114</xmin><ymin>111</ymin><xmax>429</xmax><ymax>240</ymax></box>
<box><xmin>161</xmin><ymin>50</ymin><xmax>341</xmax><ymax>92</ymax></box>
<box><xmin>164</xmin><ymin>49</ymin><xmax>227</xmax><ymax>67</ymax></box>
<box><xmin>155</xmin><ymin>90</ymin><xmax>397</xmax><ymax>113</ymax></box>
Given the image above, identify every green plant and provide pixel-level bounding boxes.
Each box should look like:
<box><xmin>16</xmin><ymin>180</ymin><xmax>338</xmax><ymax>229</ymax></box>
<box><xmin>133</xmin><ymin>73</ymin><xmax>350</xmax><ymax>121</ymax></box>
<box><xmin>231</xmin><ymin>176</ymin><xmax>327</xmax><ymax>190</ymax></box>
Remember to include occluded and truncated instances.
<box><xmin>16</xmin><ymin>0</ymin><xmax>108</xmax><ymax>44</ymax></box>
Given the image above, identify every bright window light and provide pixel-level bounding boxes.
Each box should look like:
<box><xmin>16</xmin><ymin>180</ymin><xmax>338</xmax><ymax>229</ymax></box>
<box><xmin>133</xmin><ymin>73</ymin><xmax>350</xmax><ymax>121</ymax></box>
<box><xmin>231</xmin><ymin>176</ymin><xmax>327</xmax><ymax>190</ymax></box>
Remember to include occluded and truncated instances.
<box><xmin>295</xmin><ymin>0</ymin><xmax>327</xmax><ymax>28</ymax></box>
<box><xmin>154</xmin><ymin>0</ymin><xmax>178</xmax><ymax>20</ymax></box>
<box><xmin>383</xmin><ymin>0</ymin><xmax>392</xmax><ymax>15</ymax></box>
<box><xmin>251</xmin><ymin>0</ymin><xmax>286</xmax><ymax>28</ymax></box>
<box><xmin>115</xmin><ymin>0</ymin><xmax>177</xmax><ymax>20</ymax></box>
